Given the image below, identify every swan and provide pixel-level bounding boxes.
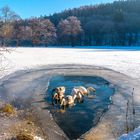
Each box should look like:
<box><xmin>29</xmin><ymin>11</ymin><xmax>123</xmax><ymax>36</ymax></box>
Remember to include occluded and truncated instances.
<box><xmin>60</xmin><ymin>95</ymin><xmax>75</xmax><ymax>108</ymax></box>
<box><xmin>52</xmin><ymin>86</ymin><xmax>65</xmax><ymax>104</ymax></box>
<box><xmin>72</xmin><ymin>86</ymin><xmax>96</xmax><ymax>96</ymax></box>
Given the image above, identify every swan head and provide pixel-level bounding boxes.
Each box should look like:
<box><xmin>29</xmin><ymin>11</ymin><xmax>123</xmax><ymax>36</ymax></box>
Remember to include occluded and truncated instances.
<box><xmin>88</xmin><ymin>87</ymin><xmax>96</xmax><ymax>93</ymax></box>
<box><xmin>56</xmin><ymin>86</ymin><xmax>65</xmax><ymax>94</ymax></box>
<box><xmin>66</xmin><ymin>95</ymin><xmax>74</xmax><ymax>105</ymax></box>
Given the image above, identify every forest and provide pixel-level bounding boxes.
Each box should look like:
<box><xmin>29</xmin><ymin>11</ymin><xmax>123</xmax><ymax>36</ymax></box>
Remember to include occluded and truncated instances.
<box><xmin>0</xmin><ymin>0</ymin><xmax>140</xmax><ymax>47</ymax></box>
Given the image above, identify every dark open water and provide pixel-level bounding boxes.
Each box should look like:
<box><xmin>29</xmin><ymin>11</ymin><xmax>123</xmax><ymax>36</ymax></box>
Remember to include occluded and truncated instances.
<box><xmin>46</xmin><ymin>75</ymin><xmax>115</xmax><ymax>139</ymax></box>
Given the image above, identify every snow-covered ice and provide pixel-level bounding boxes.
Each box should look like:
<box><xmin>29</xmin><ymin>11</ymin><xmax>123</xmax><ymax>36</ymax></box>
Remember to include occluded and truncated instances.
<box><xmin>1</xmin><ymin>47</ymin><xmax>140</xmax><ymax>139</ymax></box>
<box><xmin>119</xmin><ymin>126</ymin><xmax>140</xmax><ymax>140</ymax></box>
<box><xmin>1</xmin><ymin>47</ymin><xmax>140</xmax><ymax>81</ymax></box>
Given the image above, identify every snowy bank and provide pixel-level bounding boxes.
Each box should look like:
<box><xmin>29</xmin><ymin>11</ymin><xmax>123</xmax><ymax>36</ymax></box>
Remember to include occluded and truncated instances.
<box><xmin>119</xmin><ymin>126</ymin><xmax>140</xmax><ymax>140</ymax></box>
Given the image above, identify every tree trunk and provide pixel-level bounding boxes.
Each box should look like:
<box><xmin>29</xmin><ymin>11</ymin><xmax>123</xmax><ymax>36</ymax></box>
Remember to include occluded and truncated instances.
<box><xmin>71</xmin><ymin>35</ymin><xmax>75</xmax><ymax>47</ymax></box>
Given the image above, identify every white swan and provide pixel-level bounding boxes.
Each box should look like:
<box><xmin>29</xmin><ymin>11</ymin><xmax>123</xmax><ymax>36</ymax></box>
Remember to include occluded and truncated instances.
<box><xmin>52</xmin><ymin>86</ymin><xmax>65</xmax><ymax>104</ymax></box>
<box><xmin>72</xmin><ymin>86</ymin><xmax>96</xmax><ymax>97</ymax></box>
<box><xmin>60</xmin><ymin>95</ymin><xmax>75</xmax><ymax>108</ymax></box>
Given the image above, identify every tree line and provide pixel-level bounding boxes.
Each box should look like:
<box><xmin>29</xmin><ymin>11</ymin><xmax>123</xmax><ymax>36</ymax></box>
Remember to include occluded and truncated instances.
<box><xmin>0</xmin><ymin>0</ymin><xmax>140</xmax><ymax>47</ymax></box>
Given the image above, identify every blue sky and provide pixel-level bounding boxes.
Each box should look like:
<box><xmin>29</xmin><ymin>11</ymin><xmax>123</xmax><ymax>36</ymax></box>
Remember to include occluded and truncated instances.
<box><xmin>0</xmin><ymin>0</ymin><xmax>117</xmax><ymax>19</ymax></box>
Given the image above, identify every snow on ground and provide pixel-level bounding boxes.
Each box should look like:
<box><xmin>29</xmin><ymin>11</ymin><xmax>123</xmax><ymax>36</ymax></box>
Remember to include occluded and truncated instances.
<box><xmin>119</xmin><ymin>126</ymin><xmax>140</xmax><ymax>140</ymax></box>
<box><xmin>1</xmin><ymin>47</ymin><xmax>140</xmax><ymax>81</ymax></box>
<box><xmin>1</xmin><ymin>47</ymin><xmax>140</xmax><ymax>139</ymax></box>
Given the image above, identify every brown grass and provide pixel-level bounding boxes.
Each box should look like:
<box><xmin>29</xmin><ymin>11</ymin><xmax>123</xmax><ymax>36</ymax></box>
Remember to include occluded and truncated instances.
<box><xmin>16</xmin><ymin>132</ymin><xmax>34</xmax><ymax>140</ymax></box>
<box><xmin>0</xmin><ymin>104</ymin><xmax>16</xmax><ymax>115</ymax></box>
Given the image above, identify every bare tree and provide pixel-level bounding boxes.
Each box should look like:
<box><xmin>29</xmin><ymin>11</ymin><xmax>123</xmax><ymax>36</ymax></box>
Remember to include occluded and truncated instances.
<box><xmin>58</xmin><ymin>16</ymin><xmax>82</xmax><ymax>47</ymax></box>
<box><xmin>40</xmin><ymin>19</ymin><xmax>56</xmax><ymax>46</ymax></box>
<box><xmin>12</xmin><ymin>20</ymin><xmax>32</xmax><ymax>46</ymax></box>
<box><xmin>0</xmin><ymin>6</ymin><xmax>19</xmax><ymax>77</ymax></box>
<box><xmin>0</xmin><ymin>6</ymin><xmax>20</xmax><ymax>46</ymax></box>
<box><xmin>29</xmin><ymin>18</ymin><xmax>56</xmax><ymax>46</ymax></box>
